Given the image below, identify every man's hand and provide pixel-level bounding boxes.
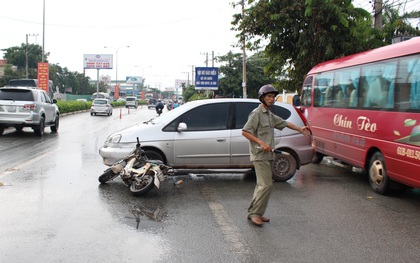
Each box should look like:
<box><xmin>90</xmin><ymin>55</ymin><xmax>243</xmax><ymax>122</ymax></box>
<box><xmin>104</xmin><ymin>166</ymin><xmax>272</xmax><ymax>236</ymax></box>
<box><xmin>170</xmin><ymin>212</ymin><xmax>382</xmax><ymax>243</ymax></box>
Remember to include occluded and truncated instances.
<box><xmin>300</xmin><ymin>126</ymin><xmax>311</xmax><ymax>137</ymax></box>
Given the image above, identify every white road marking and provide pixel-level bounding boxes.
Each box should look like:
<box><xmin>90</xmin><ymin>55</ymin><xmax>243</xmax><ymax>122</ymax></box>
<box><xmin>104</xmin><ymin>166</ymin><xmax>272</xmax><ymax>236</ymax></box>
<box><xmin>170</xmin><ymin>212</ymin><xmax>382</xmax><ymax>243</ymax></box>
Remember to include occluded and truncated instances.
<box><xmin>200</xmin><ymin>184</ymin><xmax>251</xmax><ymax>261</ymax></box>
<box><xmin>0</xmin><ymin>148</ymin><xmax>60</xmax><ymax>179</ymax></box>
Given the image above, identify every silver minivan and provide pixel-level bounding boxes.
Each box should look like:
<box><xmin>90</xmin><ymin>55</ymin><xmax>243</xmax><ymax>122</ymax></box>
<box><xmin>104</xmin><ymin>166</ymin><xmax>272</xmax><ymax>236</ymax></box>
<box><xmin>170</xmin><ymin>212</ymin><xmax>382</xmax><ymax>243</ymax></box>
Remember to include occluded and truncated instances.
<box><xmin>99</xmin><ymin>98</ymin><xmax>314</xmax><ymax>181</ymax></box>
<box><xmin>125</xmin><ymin>96</ymin><xmax>138</xmax><ymax>109</ymax></box>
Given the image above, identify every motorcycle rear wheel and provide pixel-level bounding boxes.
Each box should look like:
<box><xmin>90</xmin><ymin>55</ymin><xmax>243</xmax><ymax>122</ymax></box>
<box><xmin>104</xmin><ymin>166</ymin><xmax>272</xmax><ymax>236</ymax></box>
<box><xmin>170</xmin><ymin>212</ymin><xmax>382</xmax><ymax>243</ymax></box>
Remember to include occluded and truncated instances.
<box><xmin>98</xmin><ymin>168</ymin><xmax>118</xmax><ymax>184</ymax></box>
<box><xmin>130</xmin><ymin>174</ymin><xmax>155</xmax><ymax>196</ymax></box>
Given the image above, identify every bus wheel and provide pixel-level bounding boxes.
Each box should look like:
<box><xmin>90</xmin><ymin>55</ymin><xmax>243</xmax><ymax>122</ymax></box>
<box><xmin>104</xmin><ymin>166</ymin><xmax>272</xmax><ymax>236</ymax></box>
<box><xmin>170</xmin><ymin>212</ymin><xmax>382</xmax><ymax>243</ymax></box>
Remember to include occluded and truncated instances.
<box><xmin>368</xmin><ymin>152</ymin><xmax>389</xmax><ymax>195</ymax></box>
<box><xmin>272</xmin><ymin>152</ymin><xmax>297</xmax><ymax>182</ymax></box>
<box><xmin>312</xmin><ymin>152</ymin><xmax>324</xmax><ymax>164</ymax></box>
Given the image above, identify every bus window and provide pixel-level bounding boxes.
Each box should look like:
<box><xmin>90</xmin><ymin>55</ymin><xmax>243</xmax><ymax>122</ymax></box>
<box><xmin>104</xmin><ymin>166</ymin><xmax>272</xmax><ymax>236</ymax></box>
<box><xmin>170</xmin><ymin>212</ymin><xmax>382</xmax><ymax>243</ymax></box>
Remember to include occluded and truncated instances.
<box><xmin>382</xmin><ymin>61</ymin><xmax>397</xmax><ymax>108</ymax></box>
<box><xmin>361</xmin><ymin>62</ymin><xmax>396</xmax><ymax>109</ymax></box>
<box><xmin>397</xmin><ymin>56</ymin><xmax>419</xmax><ymax>111</ymax></box>
<box><xmin>408</xmin><ymin>57</ymin><xmax>420</xmax><ymax>109</ymax></box>
<box><xmin>333</xmin><ymin>68</ymin><xmax>360</xmax><ymax>108</ymax></box>
<box><xmin>314</xmin><ymin>72</ymin><xmax>334</xmax><ymax>107</ymax></box>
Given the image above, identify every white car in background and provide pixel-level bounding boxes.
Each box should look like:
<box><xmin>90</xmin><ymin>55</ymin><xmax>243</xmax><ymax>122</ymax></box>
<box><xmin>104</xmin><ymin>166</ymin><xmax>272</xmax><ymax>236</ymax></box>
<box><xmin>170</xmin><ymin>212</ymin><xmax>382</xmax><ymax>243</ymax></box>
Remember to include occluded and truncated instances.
<box><xmin>90</xmin><ymin>99</ymin><xmax>113</xmax><ymax>116</ymax></box>
<box><xmin>125</xmin><ymin>96</ymin><xmax>138</xmax><ymax>109</ymax></box>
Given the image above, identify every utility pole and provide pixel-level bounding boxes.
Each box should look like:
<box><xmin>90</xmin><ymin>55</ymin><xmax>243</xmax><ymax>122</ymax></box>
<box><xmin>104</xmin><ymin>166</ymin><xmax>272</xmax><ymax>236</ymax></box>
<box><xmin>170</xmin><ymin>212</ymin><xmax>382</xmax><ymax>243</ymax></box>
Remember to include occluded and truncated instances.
<box><xmin>241</xmin><ymin>0</ymin><xmax>247</xmax><ymax>98</ymax></box>
<box><xmin>42</xmin><ymin>0</ymin><xmax>45</xmax><ymax>62</ymax></box>
<box><xmin>26</xmin><ymin>33</ymin><xmax>39</xmax><ymax>78</ymax></box>
<box><xmin>374</xmin><ymin>0</ymin><xmax>383</xmax><ymax>30</ymax></box>
<box><xmin>189</xmin><ymin>65</ymin><xmax>195</xmax><ymax>85</ymax></box>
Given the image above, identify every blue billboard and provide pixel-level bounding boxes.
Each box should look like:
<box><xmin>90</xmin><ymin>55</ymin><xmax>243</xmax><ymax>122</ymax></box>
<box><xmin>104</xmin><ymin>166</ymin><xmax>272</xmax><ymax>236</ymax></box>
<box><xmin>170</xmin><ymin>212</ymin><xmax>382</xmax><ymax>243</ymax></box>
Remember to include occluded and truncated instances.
<box><xmin>195</xmin><ymin>67</ymin><xmax>218</xmax><ymax>90</ymax></box>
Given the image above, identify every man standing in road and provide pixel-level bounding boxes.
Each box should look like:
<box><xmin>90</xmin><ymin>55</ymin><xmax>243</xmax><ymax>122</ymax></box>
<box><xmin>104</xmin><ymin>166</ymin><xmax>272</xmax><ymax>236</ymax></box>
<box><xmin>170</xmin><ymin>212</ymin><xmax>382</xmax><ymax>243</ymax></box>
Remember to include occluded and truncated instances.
<box><xmin>242</xmin><ymin>84</ymin><xmax>310</xmax><ymax>226</ymax></box>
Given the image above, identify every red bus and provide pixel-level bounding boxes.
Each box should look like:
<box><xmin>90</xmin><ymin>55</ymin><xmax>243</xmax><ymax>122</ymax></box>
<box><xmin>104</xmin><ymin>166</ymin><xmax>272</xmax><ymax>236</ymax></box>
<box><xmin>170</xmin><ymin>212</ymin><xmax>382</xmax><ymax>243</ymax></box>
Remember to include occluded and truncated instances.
<box><xmin>299</xmin><ymin>37</ymin><xmax>420</xmax><ymax>194</ymax></box>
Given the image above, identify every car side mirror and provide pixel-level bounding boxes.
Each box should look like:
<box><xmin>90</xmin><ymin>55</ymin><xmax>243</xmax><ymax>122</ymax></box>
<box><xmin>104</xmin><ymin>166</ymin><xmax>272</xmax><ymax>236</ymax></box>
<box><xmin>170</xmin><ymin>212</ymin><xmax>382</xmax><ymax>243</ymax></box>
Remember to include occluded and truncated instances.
<box><xmin>53</xmin><ymin>98</ymin><xmax>58</xmax><ymax>104</ymax></box>
<box><xmin>292</xmin><ymin>95</ymin><xmax>300</xmax><ymax>107</ymax></box>
<box><xmin>177</xmin><ymin>122</ymin><xmax>187</xmax><ymax>132</ymax></box>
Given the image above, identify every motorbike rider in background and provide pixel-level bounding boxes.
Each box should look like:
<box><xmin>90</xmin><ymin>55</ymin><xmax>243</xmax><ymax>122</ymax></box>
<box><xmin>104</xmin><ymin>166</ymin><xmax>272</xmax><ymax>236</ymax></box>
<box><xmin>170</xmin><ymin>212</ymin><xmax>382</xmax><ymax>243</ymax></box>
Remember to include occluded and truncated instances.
<box><xmin>155</xmin><ymin>99</ymin><xmax>164</xmax><ymax>115</ymax></box>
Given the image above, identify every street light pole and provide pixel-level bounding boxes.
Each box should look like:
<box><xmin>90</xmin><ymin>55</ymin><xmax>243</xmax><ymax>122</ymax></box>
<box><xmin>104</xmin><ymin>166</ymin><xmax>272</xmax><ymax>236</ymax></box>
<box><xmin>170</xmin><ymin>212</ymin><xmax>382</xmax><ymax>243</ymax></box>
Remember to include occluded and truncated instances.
<box><xmin>104</xmin><ymin>45</ymin><xmax>130</xmax><ymax>88</ymax></box>
<box><xmin>26</xmin><ymin>33</ymin><xmax>39</xmax><ymax>78</ymax></box>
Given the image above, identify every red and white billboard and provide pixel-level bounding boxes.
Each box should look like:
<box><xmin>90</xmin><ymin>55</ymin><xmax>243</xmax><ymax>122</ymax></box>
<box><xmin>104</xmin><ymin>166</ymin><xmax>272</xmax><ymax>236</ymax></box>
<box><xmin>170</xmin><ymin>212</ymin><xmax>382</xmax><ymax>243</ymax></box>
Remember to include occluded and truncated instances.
<box><xmin>83</xmin><ymin>54</ymin><xmax>113</xmax><ymax>69</ymax></box>
<box><xmin>37</xmin><ymin>62</ymin><xmax>49</xmax><ymax>93</ymax></box>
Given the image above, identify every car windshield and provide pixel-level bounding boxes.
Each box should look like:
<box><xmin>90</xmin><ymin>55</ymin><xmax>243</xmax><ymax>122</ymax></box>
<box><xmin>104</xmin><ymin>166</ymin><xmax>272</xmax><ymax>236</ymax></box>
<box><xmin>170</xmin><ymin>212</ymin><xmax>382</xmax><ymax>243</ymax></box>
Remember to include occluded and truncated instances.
<box><xmin>126</xmin><ymin>98</ymin><xmax>135</xmax><ymax>101</ymax></box>
<box><xmin>144</xmin><ymin>103</ymin><xmax>194</xmax><ymax>125</ymax></box>
<box><xmin>94</xmin><ymin>99</ymin><xmax>107</xmax><ymax>105</ymax></box>
<box><xmin>0</xmin><ymin>89</ymin><xmax>34</xmax><ymax>101</ymax></box>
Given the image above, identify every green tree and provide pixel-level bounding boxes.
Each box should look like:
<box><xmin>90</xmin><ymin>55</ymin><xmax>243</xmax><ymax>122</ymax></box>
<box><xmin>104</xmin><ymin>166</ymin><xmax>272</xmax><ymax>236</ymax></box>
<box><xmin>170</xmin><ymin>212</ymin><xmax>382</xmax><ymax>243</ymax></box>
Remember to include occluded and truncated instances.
<box><xmin>217</xmin><ymin>51</ymin><xmax>277</xmax><ymax>98</ymax></box>
<box><xmin>232</xmin><ymin>0</ymin><xmax>376</xmax><ymax>90</ymax></box>
<box><xmin>381</xmin><ymin>5</ymin><xmax>420</xmax><ymax>43</ymax></box>
<box><xmin>1</xmin><ymin>45</ymin><xmax>96</xmax><ymax>95</ymax></box>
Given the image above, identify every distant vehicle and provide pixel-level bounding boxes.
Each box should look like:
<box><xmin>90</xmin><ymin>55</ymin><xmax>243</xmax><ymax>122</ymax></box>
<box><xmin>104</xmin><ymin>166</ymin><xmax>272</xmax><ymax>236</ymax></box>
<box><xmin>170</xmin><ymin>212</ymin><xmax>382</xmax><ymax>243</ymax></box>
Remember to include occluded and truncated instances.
<box><xmin>148</xmin><ymin>98</ymin><xmax>157</xmax><ymax>109</ymax></box>
<box><xmin>7</xmin><ymin>79</ymin><xmax>54</xmax><ymax>98</ymax></box>
<box><xmin>125</xmin><ymin>96</ymin><xmax>138</xmax><ymax>109</ymax></box>
<box><xmin>91</xmin><ymin>99</ymin><xmax>113</xmax><ymax>116</ymax></box>
<box><xmin>0</xmin><ymin>86</ymin><xmax>60</xmax><ymax>136</ymax></box>
<box><xmin>298</xmin><ymin>37</ymin><xmax>420</xmax><ymax>194</ymax></box>
<box><xmin>91</xmin><ymin>92</ymin><xmax>110</xmax><ymax>101</ymax></box>
<box><xmin>76</xmin><ymin>99</ymin><xmax>87</xmax><ymax>103</ymax></box>
<box><xmin>99</xmin><ymin>98</ymin><xmax>314</xmax><ymax>181</ymax></box>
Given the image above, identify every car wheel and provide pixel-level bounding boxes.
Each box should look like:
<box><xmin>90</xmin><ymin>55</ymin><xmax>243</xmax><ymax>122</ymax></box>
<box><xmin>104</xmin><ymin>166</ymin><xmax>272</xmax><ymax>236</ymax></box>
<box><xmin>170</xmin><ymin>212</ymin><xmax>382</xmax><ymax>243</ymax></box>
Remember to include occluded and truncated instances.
<box><xmin>0</xmin><ymin>127</ymin><xmax>4</xmax><ymax>135</ymax></box>
<box><xmin>51</xmin><ymin>115</ymin><xmax>59</xmax><ymax>132</ymax></box>
<box><xmin>272</xmin><ymin>151</ymin><xmax>297</xmax><ymax>182</ymax></box>
<box><xmin>368</xmin><ymin>151</ymin><xmax>390</xmax><ymax>195</ymax></box>
<box><xmin>34</xmin><ymin>117</ymin><xmax>45</xmax><ymax>136</ymax></box>
<box><xmin>91</xmin><ymin>112</ymin><xmax>93</xmax><ymax>116</ymax></box>
<box><xmin>312</xmin><ymin>152</ymin><xmax>324</xmax><ymax>164</ymax></box>
<box><xmin>144</xmin><ymin>150</ymin><xmax>164</xmax><ymax>163</ymax></box>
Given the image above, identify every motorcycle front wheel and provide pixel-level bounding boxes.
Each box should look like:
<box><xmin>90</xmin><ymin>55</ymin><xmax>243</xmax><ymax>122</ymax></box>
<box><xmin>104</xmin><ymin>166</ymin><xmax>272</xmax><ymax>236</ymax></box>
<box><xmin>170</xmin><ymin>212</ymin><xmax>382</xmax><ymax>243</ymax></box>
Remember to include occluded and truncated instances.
<box><xmin>98</xmin><ymin>168</ymin><xmax>118</xmax><ymax>184</ymax></box>
<box><xmin>130</xmin><ymin>174</ymin><xmax>155</xmax><ymax>196</ymax></box>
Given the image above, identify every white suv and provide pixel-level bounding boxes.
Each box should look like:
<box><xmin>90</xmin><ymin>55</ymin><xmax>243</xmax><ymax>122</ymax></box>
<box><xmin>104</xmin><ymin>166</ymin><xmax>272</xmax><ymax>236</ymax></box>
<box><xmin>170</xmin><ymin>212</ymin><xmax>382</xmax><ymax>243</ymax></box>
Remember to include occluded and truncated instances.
<box><xmin>125</xmin><ymin>96</ymin><xmax>138</xmax><ymax>109</ymax></box>
<box><xmin>0</xmin><ymin>87</ymin><xmax>60</xmax><ymax>136</ymax></box>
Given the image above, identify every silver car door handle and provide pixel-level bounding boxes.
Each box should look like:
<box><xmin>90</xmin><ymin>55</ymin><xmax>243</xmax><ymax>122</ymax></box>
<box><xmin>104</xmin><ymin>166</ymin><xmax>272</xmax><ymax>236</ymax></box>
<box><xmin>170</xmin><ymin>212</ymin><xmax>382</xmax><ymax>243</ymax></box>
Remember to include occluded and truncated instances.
<box><xmin>217</xmin><ymin>138</ymin><xmax>226</xmax><ymax>142</ymax></box>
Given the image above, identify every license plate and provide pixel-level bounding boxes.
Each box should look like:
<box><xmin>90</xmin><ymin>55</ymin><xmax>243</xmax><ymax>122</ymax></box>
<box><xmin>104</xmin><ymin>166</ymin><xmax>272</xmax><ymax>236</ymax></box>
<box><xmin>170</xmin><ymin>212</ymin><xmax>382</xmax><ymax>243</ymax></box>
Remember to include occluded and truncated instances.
<box><xmin>7</xmin><ymin>106</ymin><xmax>16</xmax><ymax>112</ymax></box>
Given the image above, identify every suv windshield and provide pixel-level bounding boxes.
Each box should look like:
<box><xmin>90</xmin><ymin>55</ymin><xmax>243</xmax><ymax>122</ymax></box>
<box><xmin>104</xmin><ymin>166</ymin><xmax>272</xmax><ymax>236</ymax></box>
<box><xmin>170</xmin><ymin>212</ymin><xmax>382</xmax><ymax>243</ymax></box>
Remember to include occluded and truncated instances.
<box><xmin>126</xmin><ymin>97</ymin><xmax>135</xmax><ymax>101</ymax></box>
<box><xmin>94</xmin><ymin>99</ymin><xmax>108</xmax><ymax>105</ymax></box>
<box><xmin>0</xmin><ymin>89</ymin><xmax>34</xmax><ymax>101</ymax></box>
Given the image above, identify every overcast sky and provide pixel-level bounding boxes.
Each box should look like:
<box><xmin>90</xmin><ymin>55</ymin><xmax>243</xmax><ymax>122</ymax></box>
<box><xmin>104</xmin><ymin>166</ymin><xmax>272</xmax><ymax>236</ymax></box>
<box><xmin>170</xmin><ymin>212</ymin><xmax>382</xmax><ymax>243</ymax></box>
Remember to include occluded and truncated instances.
<box><xmin>1</xmin><ymin>1</ymin><xmax>419</xmax><ymax>89</ymax></box>
<box><xmin>1</xmin><ymin>0</ymin><xmax>242</xmax><ymax>88</ymax></box>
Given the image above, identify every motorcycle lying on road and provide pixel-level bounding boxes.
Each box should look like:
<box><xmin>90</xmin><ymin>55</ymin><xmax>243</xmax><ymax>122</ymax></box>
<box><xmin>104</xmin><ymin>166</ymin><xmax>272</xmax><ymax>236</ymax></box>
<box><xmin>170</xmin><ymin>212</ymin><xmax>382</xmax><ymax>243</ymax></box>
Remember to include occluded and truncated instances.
<box><xmin>98</xmin><ymin>138</ymin><xmax>172</xmax><ymax>196</ymax></box>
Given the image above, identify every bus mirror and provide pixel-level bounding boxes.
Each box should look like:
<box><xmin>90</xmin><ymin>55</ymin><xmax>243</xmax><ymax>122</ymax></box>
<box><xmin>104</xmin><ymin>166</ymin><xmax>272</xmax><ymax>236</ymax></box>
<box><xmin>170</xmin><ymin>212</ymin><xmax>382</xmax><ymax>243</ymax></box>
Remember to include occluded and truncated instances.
<box><xmin>293</xmin><ymin>95</ymin><xmax>301</xmax><ymax>107</ymax></box>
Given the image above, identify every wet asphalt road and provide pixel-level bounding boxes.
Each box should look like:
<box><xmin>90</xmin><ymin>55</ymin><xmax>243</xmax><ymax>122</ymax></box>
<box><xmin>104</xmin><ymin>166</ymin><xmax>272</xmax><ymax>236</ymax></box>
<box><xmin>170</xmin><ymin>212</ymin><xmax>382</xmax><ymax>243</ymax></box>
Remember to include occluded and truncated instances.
<box><xmin>0</xmin><ymin>106</ymin><xmax>419</xmax><ymax>263</ymax></box>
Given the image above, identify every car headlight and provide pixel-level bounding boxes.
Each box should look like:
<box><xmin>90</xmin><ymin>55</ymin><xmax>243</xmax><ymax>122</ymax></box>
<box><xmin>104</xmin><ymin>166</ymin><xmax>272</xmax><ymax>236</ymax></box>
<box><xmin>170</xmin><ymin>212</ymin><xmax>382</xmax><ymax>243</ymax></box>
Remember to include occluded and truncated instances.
<box><xmin>107</xmin><ymin>134</ymin><xmax>122</xmax><ymax>144</ymax></box>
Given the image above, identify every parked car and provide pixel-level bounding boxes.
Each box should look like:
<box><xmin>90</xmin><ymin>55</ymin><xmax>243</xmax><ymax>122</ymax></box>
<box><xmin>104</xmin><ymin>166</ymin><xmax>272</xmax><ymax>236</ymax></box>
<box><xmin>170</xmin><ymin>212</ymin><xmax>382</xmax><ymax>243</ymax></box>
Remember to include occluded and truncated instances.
<box><xmin>125</xmin><ymin>96</ymin><xmax>138</xmax><ymax>109</ymax></box>
<box><xmin>99</xmin><ymin>98</ymin><xmax>314</xmax><ymax>181</ymax></box>
<box><xmin>0</xmin><ymin>86</ymin><xmax>60</xmax><ymax>136</ymax></box>
<box><xmin>91</xmin><ymin>99</ymin><xmax>113</xmax><ymax>116</ymax></box>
